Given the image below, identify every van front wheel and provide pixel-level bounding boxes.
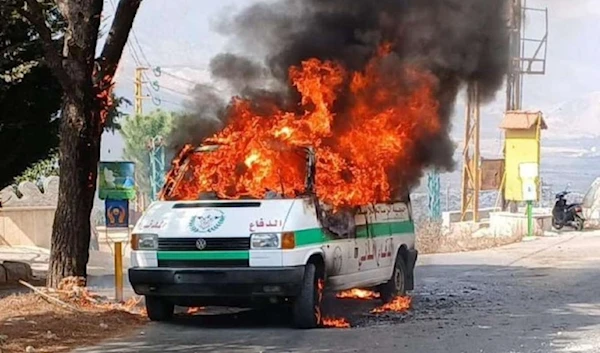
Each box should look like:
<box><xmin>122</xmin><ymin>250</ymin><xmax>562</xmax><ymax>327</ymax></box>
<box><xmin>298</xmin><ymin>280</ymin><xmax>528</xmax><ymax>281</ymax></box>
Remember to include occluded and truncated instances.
<box><xmin>145</xmin><ymin>296</ymin><xmax>174</xmax><ymax>322</ymax></box>
<box><xmin>292</xmin><ymin>263</ymin><xmax>323</xmax><ymax>329</ymax></box>
<box><xmin>378</xmin><ymin>254</ymin><xmax>407</xmax><ymax>303</ymax></box>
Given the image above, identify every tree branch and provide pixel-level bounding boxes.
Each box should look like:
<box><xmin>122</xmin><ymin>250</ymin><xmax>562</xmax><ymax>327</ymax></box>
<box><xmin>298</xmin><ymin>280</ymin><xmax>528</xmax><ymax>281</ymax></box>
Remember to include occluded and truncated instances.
<box><xmin>97</xmin><ymin>0</ymin><xmax>142</xmax><ymax>81</ymax></box>
<box><xmin>17</xmin><ymin>0</ymin><xmax>71</xmax><ymax>89</ymax></box>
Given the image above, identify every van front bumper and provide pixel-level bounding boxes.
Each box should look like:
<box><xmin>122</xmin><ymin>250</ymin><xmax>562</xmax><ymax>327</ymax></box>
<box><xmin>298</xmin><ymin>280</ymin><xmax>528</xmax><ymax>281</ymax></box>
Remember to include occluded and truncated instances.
<box><xmin>128</xmin><ymin>266</ymin><xmax>306</xmax><ymax>299</ymax></box>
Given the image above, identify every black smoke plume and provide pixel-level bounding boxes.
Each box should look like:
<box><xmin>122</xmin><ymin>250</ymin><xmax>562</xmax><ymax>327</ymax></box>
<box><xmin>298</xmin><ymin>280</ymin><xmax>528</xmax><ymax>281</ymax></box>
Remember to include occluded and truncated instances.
<box><xmin>173</xmin><ymin>0</ymin><xmax>509</xmax><ymax>189</ymax></box>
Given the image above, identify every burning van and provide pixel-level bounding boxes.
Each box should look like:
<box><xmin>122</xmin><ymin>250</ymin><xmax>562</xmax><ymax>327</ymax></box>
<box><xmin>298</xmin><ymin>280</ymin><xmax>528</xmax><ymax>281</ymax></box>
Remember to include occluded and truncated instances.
<box><xmin>128</xmin><ymin>143</ymin><xmax>418</xmax><ymax>329</ymax></box>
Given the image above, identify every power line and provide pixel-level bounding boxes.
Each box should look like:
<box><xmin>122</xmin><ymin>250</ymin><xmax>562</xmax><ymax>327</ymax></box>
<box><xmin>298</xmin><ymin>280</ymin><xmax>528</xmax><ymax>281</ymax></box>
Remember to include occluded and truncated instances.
<box><xmin>160</xmin><ymin>98</ymin><xmax>187</xmax><ymax>109</ymax></box>
<box><xmin>131</xmin><ymin>31</ymin><xmax>152</xmax><ymax>68</ymax></box>
<box><xmin>159</xmin><ymin>85</ymin><xmax>194</xmax><ymax>98</ymax></box>
<box><xmin>161</xmin><ymin>71</ymin><xmax>203</xmax><ymax>86</ymax></box>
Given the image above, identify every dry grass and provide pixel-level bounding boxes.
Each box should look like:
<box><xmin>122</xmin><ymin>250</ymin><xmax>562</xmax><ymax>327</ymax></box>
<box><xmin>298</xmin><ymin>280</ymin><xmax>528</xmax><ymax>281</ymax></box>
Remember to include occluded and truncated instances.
<box><xmin>416</xmin><ymin>220</ymin><xmax>524</xmax><ymax>254</ymax></box>
<box><xmin>0</xmin><ymin>291</ymin><xmax>146</xmax><ymax>353</ymax></box>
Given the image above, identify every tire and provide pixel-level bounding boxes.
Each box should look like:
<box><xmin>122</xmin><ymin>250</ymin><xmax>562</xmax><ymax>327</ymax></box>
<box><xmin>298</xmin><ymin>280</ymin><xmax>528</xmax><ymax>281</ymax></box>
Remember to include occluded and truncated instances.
<box><xmin>575</xmin><ymin>217</ymin><xmax>585</xmax><ymax>231</ymax></box>
<box><xmin>552</xmin><ymin>218</ymin><xmax>564</xmax><ymax>230</ymax></box>
<box><xmin>145</xmin><ymin>296</ymin><xmax>174</xmax><ymax>322</ymax></box>
<box><xmin>378</xmin><ymin>252</ymin><xmax>407</xmax><ymax>303</ymax></box>
<box><xmin>292</xmin><ymin>263</ymin><xmax>322</xmax><ymax>329</ymax></box>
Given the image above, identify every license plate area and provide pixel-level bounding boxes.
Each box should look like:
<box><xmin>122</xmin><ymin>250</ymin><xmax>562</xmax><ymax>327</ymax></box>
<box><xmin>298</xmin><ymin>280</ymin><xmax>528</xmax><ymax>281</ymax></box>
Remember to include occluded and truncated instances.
<box><xmin>174</xmin><ymin>271</ymin><xmax>224</xmax><ymax>283</ymax></box>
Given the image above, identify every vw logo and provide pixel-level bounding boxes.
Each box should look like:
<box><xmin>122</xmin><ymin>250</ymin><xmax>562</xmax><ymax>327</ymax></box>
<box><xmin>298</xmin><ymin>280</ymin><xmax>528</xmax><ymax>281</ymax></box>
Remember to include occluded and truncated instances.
<box><xmin>195</xmin><ymin>238</ymin><xmax>207</xmax><ymax>250</ymax></box>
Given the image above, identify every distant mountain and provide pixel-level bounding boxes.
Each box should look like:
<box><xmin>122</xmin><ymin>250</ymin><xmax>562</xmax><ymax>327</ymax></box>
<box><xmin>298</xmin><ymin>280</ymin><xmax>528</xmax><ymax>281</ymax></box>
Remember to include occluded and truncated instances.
<box><xmin>544</xmin><ymin>92</ymin><xmax>600</xmax><ymax>140</ymax></box>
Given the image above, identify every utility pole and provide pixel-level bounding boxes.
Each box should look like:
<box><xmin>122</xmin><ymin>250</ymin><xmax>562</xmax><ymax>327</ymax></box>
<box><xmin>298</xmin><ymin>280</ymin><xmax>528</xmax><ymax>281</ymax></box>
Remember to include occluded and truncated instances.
<box><xmin>133</xmin><ymin>66</ymin><xmax>149</xmax><ymax>211</ymax></box>
<box><xmin>134</xmin><ymin>67</ymin><xmax>149</xmax><ymax>115</ymax></box>
<box><xmin>460</xmin><ymin>84</ymin><xmax>481</xmax><ymax>222</ymax></box>
<box><xmin>502</xmin><ymin>0</ymin><xmax>548</xmax><ymax>211</ymax></box>
<box><xmin>134</xmin><ymin>66</ymin><xmax>166</xmax><ymax>205</ymax></box>
<box><xmin>148</xmin><ymin>136</ymin><xmax>166</xmax><ymax>203</ymax></box>
<box><xmin>427</xmin><ymin>170</ymin><xmax>441</xmax><ymax>221</ymax></box>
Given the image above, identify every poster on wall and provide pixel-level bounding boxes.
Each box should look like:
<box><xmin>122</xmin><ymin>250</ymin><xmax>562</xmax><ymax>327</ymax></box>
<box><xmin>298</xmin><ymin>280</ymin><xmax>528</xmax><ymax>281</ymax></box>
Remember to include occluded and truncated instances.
<box><xmin>98</xmin><ymin>161</ymin><xmax>136</xmax><ymax>200</ymax></box>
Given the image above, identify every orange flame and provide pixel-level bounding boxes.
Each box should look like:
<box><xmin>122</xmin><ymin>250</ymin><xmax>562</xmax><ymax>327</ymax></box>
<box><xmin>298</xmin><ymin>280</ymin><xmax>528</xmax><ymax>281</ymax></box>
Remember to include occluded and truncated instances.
<box><xmin>371</xmin><ymin>296</ymin><xmax>412</xmax><ymax>314</ymax></box>
<box><xmin>316</xmin><ymin>278</ymin><xmax>350</xmax><ymax>328</ymax></box>
<box><xmin>336</xmin><ymin>289</ymin><xmax>380</xmax><ymax>300</ymax></box>
<box><xmin>322</xmin><ymin>317</ymin><xmax>351</xmax><ymax>328</ymax></box>
<box><xmin>94</xmin><ymin>74</ymin><xmax>115</xmax><ymax>127</ymax></box>
<box><xmin>186</xmin><ymin>307</ymin><xmax>205</xmax><ymax>315</ymax></box>
<box><xmin>165</xmin><ymin>46</ymin><xmax>440</xmax><ymax>208</ymax></box>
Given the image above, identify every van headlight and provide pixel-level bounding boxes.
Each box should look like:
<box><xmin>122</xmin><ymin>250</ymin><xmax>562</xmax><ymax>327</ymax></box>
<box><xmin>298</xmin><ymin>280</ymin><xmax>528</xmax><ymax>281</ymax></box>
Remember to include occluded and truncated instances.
<box><xmin>250</xmin><ymin>233</ymin><xmax>280</xmax><ymax>249</ymax></box>
<box><xmin>131</xmin><ymin>233</ymin><xmax>158</xmax><ymax>250</ymax></box>
<box><xmin>250</xmin><ymin>232</ymin><xmax>295</xmax><ymax>249</ymax></box>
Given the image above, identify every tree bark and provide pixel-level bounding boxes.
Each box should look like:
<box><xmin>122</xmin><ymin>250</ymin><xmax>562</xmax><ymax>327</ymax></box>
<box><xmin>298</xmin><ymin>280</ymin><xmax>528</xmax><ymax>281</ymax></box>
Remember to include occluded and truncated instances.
<box><xmin>48</xmin><ymin>94</ymin><xmax>101</xmax><ymax>287</ymax></box>
<box><xmin>44</xmin><ymin>0</ymin><xmax>103</xmax><ymax>287</ymax></box>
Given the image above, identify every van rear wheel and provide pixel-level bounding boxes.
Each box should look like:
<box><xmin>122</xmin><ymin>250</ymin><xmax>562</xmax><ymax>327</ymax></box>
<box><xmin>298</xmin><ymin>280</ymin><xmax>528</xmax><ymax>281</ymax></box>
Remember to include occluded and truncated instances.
<box><xmin>291</xmin><ymin>263</ymin><xmax>322</xmax><ymax>329</ymax></box>
<box><xmin>378</xmin><ymin>254</ymin><xmax>407</xmax><ymax>303</ymax></box>
<box><xmin>145</xmin><ymin>296</ymin><xmax>174</xmax><ymax>322</ymax></box>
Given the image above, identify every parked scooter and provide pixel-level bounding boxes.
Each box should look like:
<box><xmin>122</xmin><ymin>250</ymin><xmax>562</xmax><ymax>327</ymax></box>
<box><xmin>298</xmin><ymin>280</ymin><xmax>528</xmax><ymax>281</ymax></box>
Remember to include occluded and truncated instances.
<box><xmin>552</xmin><ymin>190</ymin><xmax>585</xmax><ymax>231</ymax></box>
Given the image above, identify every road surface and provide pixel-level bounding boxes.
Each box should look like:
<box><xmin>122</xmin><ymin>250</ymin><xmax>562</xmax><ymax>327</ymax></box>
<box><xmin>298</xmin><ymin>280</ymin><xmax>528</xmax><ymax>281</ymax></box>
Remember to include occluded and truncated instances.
<box><xmin>80</xmin><ymin>231</ymin><xmax>600</xmax><ymax>353</ymax></box>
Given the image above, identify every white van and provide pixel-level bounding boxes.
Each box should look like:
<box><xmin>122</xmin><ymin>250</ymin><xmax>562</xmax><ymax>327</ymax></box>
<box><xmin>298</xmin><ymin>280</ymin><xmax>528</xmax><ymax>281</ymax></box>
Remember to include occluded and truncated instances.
<box><xmin>128</xmin><ymin>146</ymin><xmax>418</xmax><ymax>328</ymax></box>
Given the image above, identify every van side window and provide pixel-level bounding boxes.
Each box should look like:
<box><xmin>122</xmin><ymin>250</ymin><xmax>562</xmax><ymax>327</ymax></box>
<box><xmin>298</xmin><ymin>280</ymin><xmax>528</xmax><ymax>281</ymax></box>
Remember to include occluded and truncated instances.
<box><xmin>320</xmin><ymin>207</ymin><xmax>356</xmax><ymax>240</ymax></box>
<box><xmin>391</xmin><ymin>189</ymin><xmax>410</xmax><ymax>204</ymax></box>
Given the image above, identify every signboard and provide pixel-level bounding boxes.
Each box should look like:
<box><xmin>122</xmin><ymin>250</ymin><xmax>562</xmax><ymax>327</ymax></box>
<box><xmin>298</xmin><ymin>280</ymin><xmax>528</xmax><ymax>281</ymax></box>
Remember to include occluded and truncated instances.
<box><xmin>519</xmin><ymin>162</ymin><xmax>539</xmax><ymax>179</ymax></box>
<box><xmin>105</xmin><ymin>199</ymin><xmax>129</xmax><ymax>228</ymax></box>
<box><xmin>98</xmin><ymin>162</ymin><xmax>135</xmax><ymax>200</ymax></box>
<box><xmin>519</xmin><ymin>163</ymin><xmax>539</xmax><ymax>202</ymax></box>
<box><xmin>480</xmin><ymin>158</ymin><xmax>504</xmax><ymax>191</ymax></box>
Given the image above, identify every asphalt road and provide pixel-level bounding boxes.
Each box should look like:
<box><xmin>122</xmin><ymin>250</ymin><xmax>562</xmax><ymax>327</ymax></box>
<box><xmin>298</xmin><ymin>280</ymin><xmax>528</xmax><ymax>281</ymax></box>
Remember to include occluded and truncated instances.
<box><xmin>80</xmin><ymin>231</ymin><xmax>600</xmax><ymax>353</ymax></box>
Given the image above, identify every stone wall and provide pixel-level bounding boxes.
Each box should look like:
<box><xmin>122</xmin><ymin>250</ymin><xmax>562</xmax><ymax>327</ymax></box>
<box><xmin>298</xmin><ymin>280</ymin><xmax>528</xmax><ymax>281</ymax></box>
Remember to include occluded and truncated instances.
<box><xmin>0</xmin><ymin>206</ymin><xmax>57</xmax><ymax>247</ymax></box>
<box><xmin>0</xmin><ymin>177</ymin><xmax>59</xmax><ymax>247</ymax></box>
<box><xmin>0</xmin><ymin>176</ymin><xmax>142</xmax><ymax>248</ymax></box>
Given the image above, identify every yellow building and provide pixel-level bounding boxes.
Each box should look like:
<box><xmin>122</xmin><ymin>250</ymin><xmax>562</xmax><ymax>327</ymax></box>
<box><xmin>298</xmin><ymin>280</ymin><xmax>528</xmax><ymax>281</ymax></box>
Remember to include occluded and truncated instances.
<box><xmin>500</xmin><ymin>111</ymin><xmax>547</xmax><ymax>201</ymax></box>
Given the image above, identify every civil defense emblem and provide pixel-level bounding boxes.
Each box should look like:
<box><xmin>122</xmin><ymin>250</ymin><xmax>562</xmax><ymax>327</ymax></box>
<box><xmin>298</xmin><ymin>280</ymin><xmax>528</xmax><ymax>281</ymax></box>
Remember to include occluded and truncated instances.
<box><xmin>188</xmin><ymin>209</ymin><xmax>225</xmax><ymax>233</ymax></box>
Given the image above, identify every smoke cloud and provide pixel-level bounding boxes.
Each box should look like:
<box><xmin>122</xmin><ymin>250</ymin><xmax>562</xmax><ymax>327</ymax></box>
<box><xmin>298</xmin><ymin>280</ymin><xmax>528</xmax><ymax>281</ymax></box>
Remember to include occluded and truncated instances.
<box><xmin>173</xmin><ymin>0</ymin><xmax>509</xmax><ymax>190</ymax></box>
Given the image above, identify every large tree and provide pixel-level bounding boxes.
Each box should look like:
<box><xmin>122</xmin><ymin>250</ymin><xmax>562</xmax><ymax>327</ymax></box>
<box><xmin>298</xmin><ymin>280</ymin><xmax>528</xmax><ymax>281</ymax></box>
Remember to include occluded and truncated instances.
<box><xmin>12</xmin><ymin>0</ymin><xmax>142</xmax><ymax>287</ymax></box>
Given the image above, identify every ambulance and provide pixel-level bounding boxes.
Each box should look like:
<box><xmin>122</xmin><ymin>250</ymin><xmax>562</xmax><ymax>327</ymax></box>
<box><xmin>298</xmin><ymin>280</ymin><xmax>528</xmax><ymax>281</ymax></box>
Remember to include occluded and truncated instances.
<box><xmin>128</xmin><ymin>145</ymin><xmax>418</xmax><ymax>328</ymax></box>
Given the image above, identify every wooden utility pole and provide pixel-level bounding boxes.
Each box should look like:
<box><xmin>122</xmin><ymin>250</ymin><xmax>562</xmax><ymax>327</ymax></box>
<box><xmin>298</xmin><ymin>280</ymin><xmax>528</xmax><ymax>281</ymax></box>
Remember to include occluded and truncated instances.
<box><xmin>460</xmin><ymin>83</ymin><xmax>481</xmax><ymax>222</ymax></box>
<box><xmin>134</xmin><ymin>66</ymin><xmax>148</xmax><ymax>115</ymax></box>
<box><xmin>133</xmin><ymin>66</ymin><xmax>150</xmax><ymax>211</ymax></box>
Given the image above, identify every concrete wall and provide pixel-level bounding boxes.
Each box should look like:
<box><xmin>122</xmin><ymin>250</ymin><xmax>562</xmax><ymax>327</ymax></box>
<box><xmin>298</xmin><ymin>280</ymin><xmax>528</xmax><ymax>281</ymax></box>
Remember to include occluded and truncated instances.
<box><xmin>0</xmin><ymin>206</ymin><xmax>56</xmax><ymax>247</ymax></box>
<box><xmin>488</xmin><ymin>211</ymin><xmax>552</xmax><ymax>237</ymax></box>
<box><xmin>442</xmin><ymin>207</ymin><xmax>500</xmax><ymax>227</ymax></box>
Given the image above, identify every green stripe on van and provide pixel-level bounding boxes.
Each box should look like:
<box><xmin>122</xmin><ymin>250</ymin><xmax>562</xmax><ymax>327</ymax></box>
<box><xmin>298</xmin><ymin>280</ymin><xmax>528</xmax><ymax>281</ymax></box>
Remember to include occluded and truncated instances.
<box><xmin>157</xmin><ymin>251</ymin><xmax>249</xmax><ymax>261</ymax></box>
<box><xmin>295</xmin><ymin>220</ymin><xmax>414</xmax><ymax>247</ymax></box>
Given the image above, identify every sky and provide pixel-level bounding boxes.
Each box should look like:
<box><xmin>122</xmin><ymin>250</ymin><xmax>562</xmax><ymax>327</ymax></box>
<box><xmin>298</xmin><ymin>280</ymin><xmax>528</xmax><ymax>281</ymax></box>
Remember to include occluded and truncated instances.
<box><xmin>100</xmin><ymin>0</ymin><xmax>600</xmax><ymax>161</ymax></box>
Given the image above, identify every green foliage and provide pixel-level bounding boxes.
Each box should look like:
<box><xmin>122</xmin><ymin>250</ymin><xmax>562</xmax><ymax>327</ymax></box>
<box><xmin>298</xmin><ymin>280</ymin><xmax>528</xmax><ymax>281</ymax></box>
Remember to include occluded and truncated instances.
<box><xmin>121</xmin><ymin>110</ymin><xmax>175</xmax><ymax>198</ymax></box>
<box><xmin>13</xmin><ymin>152</ymin><xmax>59</xmax><ymax>185</ymax></box>
<box><xmin>0</xmin><ymin>1</ymin><xmax>62</xmax><ymax>188</ymax></box>
<box><xmin>0</xmin><ymin>1</ymin><xmax>128</xmax><ymax>188</ymax></box>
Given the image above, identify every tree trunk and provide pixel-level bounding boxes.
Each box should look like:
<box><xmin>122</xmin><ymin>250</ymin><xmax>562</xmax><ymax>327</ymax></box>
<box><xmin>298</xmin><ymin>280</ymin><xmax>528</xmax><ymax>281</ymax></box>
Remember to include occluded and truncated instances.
<box><xmin>47</xmin><ymin>92</ymin><xmax>101</xmax><ymax>287</ymax></box>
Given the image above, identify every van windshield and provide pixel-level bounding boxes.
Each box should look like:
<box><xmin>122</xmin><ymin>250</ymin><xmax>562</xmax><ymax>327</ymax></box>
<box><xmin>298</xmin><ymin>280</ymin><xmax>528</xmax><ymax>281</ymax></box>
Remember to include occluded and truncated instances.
<box><xmin>162</xmin><ymin>145</ymin><xmax>314</xmax><ymax>201</ymax></box>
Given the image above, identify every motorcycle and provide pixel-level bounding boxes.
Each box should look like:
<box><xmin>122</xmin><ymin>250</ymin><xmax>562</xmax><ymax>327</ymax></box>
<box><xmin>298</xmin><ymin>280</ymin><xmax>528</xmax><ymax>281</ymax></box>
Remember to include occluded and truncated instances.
<box><xmin>552</xmin><ymin>191</ymin><xmax>585</xmax><ymax>231</ymax></box>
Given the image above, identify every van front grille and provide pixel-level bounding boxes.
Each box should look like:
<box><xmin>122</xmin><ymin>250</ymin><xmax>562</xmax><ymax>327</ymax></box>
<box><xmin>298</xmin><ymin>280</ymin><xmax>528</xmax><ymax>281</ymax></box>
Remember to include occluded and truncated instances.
<box><xmin>158</xmin><ymin>238</ymin><xmax>250</xmax><ymax>251</ymax></box>
<box><xmin>158</xmin><ymin>259</ymin><xmax>249</xmax><ymax>268</ymax></box>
